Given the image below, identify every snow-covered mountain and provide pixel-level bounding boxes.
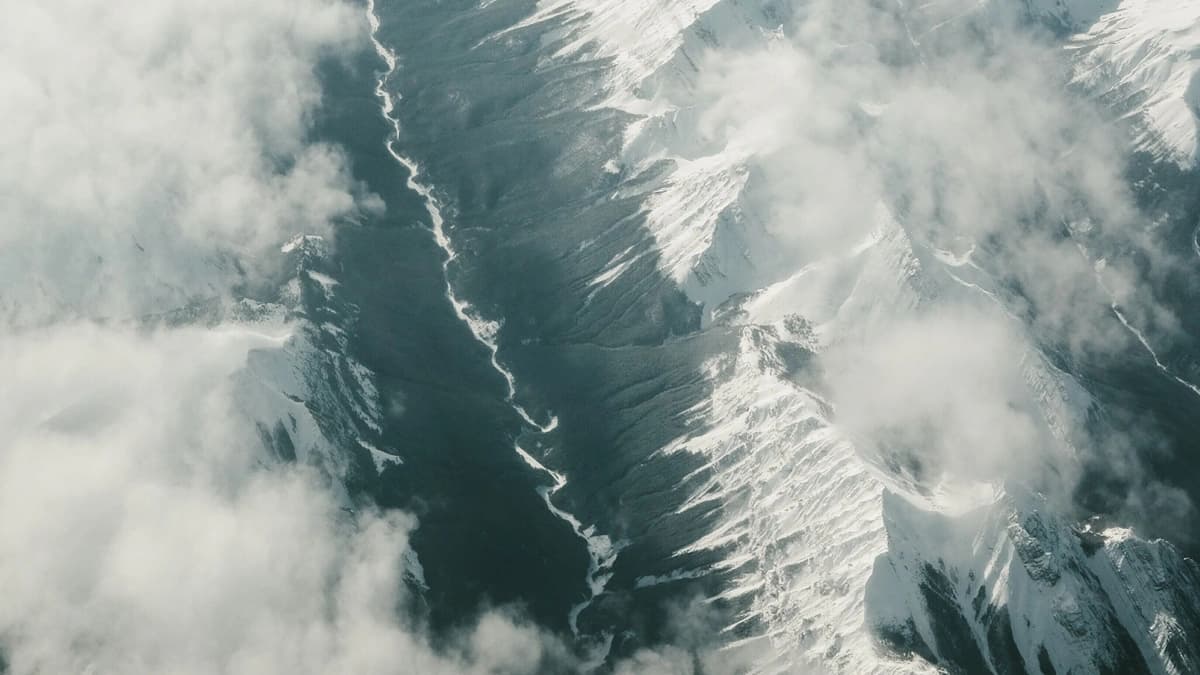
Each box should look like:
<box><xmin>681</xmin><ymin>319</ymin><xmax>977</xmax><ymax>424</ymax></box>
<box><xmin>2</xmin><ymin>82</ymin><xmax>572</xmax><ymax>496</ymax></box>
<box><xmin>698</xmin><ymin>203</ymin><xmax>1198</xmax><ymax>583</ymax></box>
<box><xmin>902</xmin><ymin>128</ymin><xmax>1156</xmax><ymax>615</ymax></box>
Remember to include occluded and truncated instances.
<box><xmin>388</xmin><ymin>0</ymin><xmax>1200</xmax><ymax>671</ymax></box>
<box><xmin>17</xmin><ymin>0</ymin><xmax>1192</xmax><ymax>671</ymax></box>
<box><xmin>1031</xmin><ymin>0</ymin><xmax>1200</xmax><ymax>168</ymax></box>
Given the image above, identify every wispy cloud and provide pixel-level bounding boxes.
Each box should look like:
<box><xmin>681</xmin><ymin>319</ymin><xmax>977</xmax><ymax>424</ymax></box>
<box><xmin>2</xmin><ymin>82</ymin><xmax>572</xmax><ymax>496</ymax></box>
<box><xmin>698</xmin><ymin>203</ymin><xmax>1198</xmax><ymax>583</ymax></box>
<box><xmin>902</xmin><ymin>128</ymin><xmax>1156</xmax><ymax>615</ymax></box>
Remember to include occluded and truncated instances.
<box><xmin>678</xmin><ymin>0</ymin><xmax>1191</xmax><ymax>521</ymax></box>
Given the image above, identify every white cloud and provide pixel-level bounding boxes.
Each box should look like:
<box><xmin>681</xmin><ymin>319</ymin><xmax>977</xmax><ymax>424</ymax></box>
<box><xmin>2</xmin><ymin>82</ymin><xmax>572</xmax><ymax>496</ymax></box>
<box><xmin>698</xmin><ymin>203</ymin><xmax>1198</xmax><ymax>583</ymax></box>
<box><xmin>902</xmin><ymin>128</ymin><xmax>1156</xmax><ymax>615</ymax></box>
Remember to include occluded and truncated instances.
<box><xmin>0</xmin><ymin>0</ymin><xmax>376</xmax><ymax>325</ymax></box>
<box><xmin>0</xmin><ymin>323</ymin><xmax>572</xmax><ymax>675</ymax></box>
<box><xmin>692</xmin><ymin>1</ymin><xmax>1138</xmax><ymax>265</ymax></box>
<box><xmin>824</xmin><ymin>309</ymin><xmax>1050</xmax><ymax>486</ymax></box>
<box><xmin>654</xmin><ymin>0</ymin><xmax>1198</xmax><ymax>527</ymax></box>
<box><xmin>0</xmin><ymin>2</ymin><xmax>569</xmax><ymax>673</ymax></box>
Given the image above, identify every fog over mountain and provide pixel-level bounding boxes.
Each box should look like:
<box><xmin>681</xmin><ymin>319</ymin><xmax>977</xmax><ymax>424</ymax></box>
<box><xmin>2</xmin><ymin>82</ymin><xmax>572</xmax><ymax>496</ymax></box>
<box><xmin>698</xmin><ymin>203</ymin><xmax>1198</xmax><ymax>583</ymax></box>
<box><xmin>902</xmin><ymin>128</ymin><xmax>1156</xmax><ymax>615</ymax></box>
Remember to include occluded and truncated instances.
<box><xmin>2</xmin><ymin>0</ymin><xmax>1199</xmax><ymax>673</ymax></box>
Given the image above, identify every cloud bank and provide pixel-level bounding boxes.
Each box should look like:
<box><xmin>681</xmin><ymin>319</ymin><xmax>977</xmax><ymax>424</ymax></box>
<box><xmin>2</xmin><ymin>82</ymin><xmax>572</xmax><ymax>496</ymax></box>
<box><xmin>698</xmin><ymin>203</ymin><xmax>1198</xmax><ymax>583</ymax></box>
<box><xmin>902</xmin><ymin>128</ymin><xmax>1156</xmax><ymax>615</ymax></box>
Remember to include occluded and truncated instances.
<box><xmin>0</xmin><ymin>1</ymin><xmax>574</xmax><ymax>673</ymax></box>
<box><xmin>0</xmin><ymin>321</ymin><xmax>577</xmax><ymax>672</ymax></box>
<box><xmin>0</xmin><ymin>0</ymin><xmax>378</xmax><ymax>325</ymax></box>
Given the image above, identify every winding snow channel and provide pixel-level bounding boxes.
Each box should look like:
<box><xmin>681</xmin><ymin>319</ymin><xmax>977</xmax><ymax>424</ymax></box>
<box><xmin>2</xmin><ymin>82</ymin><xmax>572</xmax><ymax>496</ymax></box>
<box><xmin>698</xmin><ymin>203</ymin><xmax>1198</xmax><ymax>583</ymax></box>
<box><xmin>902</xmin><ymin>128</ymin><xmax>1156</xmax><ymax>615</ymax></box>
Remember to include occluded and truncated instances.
<box><xmin>366</xmin><ymin>0</ymin><xmax>616</xmax><ymax>641</ymax></box>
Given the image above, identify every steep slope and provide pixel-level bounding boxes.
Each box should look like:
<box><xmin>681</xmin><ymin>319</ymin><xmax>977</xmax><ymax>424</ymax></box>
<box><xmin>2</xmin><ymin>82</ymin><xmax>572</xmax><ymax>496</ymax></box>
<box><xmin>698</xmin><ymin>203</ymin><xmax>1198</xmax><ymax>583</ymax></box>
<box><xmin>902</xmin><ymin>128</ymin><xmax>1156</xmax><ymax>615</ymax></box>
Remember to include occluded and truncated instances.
<box><xmin>872</xmin><ymin>487</ymin><xmax>1200</xmax><ymax>675</ymax></box>
<box><xmin>362</xmin><ymin>0</ymin><xmax>1200</xmax><ymax>671</ymax></box>
<box><xmin>1032</xmin><ymin>0</ymin><xmax>1200</xmax><ymax>168</ymax></box>
<box><xmin>446</xmin><ymin>0</ymin><xmax>1200</xmax><ymax>672</ymax></box>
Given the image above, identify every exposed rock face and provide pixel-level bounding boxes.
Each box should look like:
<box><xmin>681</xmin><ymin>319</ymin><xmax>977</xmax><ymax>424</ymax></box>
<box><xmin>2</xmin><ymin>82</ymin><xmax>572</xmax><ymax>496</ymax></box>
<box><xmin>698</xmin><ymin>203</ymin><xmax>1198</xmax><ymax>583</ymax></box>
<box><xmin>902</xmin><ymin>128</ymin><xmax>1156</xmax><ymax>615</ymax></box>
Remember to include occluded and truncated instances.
<box><xmin>870</xmin><ymin>489</ymin><xmax>1200</xmax><ymax>674</ymax></box>
<box><xmin>1029</xmin><ymin>0</ymin><xmax>1200</xmax><ymax>168</ymax></box>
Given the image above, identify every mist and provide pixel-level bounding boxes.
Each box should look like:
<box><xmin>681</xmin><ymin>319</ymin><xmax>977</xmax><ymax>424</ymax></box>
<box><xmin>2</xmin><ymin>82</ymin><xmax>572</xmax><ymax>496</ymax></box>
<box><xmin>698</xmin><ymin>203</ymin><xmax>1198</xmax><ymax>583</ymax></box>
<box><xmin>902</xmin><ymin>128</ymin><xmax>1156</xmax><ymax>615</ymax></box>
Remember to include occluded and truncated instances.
<box><xmin>666</xmin><ymin>0</ymin><xmax>1197</xmax><ymax>528</ymax></box>
<box><xmin>0</xmin><ymin>1</ymin><xmax>575</xmax><ymax>673</ymax></box>
<box><xmin>0</xmin><ymin>0</ymin><xmax>378</xmax><ymax>325</ymax></box>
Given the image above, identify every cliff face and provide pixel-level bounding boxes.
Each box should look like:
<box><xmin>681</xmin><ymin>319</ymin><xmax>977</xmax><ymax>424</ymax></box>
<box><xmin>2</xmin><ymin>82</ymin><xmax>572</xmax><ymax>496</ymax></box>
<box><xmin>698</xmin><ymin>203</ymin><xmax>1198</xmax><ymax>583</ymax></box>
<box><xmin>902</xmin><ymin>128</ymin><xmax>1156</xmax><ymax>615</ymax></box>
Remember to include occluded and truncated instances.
<box><xmin>872</xmin><ymin>488</ymin><xmax>1200</xmax><ymax>675</ymax></box>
